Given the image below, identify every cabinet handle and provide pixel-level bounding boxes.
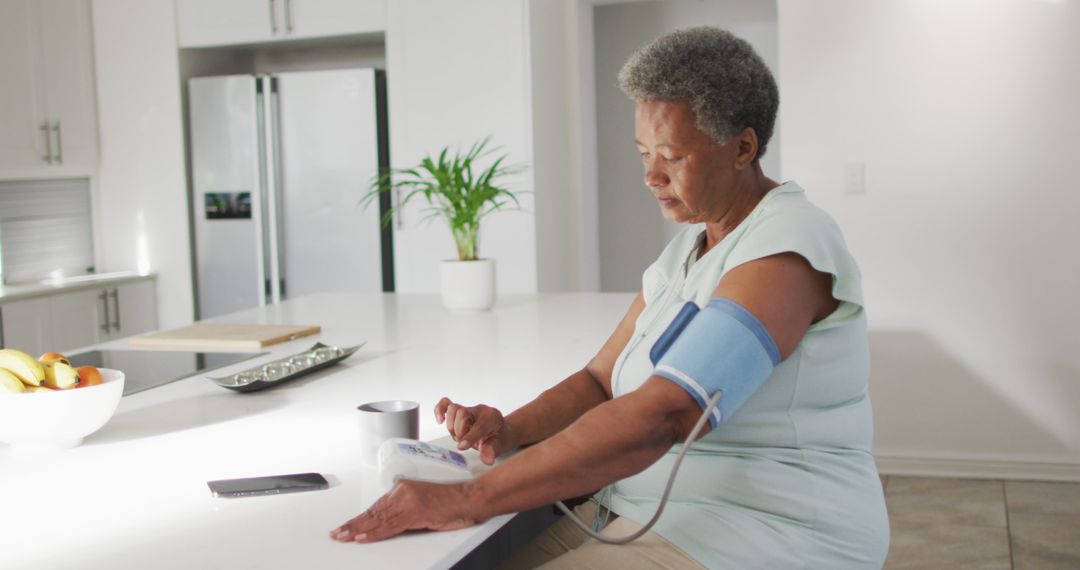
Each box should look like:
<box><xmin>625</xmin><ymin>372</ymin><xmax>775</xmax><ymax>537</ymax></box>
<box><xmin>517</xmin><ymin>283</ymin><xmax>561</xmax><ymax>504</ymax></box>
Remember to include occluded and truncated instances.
<box><xmin>285</xmin><ymin>0</ymin><xmax>293</xmax><ymax>32</ymax></box>
<box><xmin>109</xmin><ymin>288</ymin><xmax>121</xmax><ymax>333</ymax></box>
<box><xmin>269</xmin><ymin>0</ymin><xmax>278</xmax><ymax>33</ymax></box>
<box><xmin>98</xmin><ymin>291</ymin><xmax>111</xmax><ymax>334</ymax></box>
<box><xmin>0</xmin><ymin>306</ymin><xmax>6</xmax><ymax>348</ymax></box>
<box><xmin>51</xmin><ymin>122</ymin><xmax>63</xmax><ymax>165</ymax></box>
<box><xmin>40</xmin><ymin>122</ymin><xmax>53</xmax><ymax>164</ymax></box>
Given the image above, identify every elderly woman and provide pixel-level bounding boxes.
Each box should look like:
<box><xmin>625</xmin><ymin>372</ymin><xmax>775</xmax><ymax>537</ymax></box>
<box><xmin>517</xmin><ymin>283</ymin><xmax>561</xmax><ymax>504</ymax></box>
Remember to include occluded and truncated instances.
<box><xmin>332</xmin><ymin>27</ymin><xmax>889</xmax><ymax>568</ymax></box>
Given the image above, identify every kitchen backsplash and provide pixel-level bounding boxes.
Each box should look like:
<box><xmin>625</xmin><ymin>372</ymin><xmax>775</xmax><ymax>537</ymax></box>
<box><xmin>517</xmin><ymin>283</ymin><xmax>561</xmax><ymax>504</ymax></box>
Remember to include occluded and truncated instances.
<box><xmin>0</xmin><ymin>177</ymin><xmax>94</xmax><ymax>284</ymax></box>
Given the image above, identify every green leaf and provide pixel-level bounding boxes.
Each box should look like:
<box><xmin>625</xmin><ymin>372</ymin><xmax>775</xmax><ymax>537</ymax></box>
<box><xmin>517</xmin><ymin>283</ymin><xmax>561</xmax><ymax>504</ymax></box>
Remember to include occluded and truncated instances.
<box><xmin>358</xmin><ymin>137</ymin><xmax>529</xmax><ymax>260</ymax></box>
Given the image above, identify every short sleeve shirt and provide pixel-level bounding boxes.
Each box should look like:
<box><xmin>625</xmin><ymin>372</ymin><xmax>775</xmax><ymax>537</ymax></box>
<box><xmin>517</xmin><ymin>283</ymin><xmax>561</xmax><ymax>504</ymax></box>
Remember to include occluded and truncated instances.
<box><xmin>603</xmin><ymin>181</ymin><xmax>890</xmax><ymax>568</ymax></box>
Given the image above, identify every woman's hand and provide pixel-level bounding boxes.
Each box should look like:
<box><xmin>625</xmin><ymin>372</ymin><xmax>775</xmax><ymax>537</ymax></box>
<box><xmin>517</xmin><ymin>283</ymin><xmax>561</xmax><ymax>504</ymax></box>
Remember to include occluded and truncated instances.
<box><xmin>434</xmin><ymin>398</ymin><xmax>517</xmax><ymax>465</ymax></box>
<box><xmin>330</xmin><ymin>480</ymin><xmax>479</xmax><ymax>543</ymax></box>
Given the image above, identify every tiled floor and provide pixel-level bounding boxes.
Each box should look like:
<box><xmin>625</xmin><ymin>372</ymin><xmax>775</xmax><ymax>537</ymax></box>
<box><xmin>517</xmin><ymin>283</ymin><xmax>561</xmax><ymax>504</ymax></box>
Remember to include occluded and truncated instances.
<box><xmin>883</xmin><ymin>476</ymin><xmax>1080</xmax><ymax>569</ymax></box>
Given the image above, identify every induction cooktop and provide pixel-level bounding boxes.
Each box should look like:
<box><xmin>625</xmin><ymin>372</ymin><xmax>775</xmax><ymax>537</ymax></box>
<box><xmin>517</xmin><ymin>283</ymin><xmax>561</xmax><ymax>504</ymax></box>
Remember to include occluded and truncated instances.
<box><xmin>67</xmin><ymin>350</ymin><xmax>265</xmax><ymax>396</ymax></box>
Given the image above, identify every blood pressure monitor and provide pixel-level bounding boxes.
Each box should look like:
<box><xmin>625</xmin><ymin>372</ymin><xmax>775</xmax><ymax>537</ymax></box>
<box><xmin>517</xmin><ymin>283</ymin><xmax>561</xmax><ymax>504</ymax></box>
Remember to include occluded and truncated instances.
<box><xmin>377</xmin><ymin>439</ymin><xmax>474</xmax><ymax>492</ymax></box>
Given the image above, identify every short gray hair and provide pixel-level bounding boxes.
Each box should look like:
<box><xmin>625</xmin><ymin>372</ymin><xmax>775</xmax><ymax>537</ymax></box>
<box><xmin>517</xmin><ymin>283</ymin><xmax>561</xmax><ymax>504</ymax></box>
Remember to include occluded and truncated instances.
<box><xmin>618</xmin><ymin>26</ymin><xmax>779</xmax><ymax>159</ymax></box>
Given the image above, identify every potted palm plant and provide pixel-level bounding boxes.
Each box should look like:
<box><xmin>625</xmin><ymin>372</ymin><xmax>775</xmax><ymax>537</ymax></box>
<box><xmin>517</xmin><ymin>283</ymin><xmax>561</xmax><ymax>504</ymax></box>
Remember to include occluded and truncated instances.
<box><xmin>365</xmin><ymin>137</ymin><xmax>524</xmax><ymax>311</ymax></box>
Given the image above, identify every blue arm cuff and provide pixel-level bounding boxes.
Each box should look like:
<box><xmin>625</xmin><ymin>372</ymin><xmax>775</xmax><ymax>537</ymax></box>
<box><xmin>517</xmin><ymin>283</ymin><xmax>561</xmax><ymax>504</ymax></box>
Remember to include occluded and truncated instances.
<box><xmin>650</xmin><ymin>297</ymin><xmax>781</xmax><ymax>427</ymax></box>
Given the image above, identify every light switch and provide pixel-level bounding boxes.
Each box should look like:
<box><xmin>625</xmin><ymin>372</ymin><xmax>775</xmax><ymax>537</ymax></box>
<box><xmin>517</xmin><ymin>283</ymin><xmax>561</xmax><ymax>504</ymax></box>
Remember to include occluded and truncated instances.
<box><xmin>844</xmin><ymin>162</ymin><xmax>866</xmax><ymax>195</ymax></box>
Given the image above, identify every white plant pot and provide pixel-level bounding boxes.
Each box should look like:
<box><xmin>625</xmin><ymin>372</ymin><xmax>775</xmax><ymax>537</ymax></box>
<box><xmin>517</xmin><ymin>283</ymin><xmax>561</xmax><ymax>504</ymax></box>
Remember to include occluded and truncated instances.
<box><xmin>440</xmin><ymin>259</ymin><xmax>496</xmax><ymax>312</ymax></box>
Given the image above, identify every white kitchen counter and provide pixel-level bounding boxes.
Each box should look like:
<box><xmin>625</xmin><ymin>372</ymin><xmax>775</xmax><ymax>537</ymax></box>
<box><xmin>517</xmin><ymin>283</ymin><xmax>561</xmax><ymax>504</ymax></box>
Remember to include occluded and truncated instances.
<box><xmin>0</xmin><ymin>292</ymin><xmax>634</xmax><ymax>570</ymax></box>
<box><xmin>0</xmin><ymin>271</ymin><xmax>155</xmax><ymax>302</ymax></box>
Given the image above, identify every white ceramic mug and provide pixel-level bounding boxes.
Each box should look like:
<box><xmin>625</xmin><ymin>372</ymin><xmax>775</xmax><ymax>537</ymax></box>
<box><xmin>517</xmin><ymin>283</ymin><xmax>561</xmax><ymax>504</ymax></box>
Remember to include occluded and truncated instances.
<box><xmin>357</xmin><ymin>400</ymin><xmax>420</xmax><ymax>467</ymax></box>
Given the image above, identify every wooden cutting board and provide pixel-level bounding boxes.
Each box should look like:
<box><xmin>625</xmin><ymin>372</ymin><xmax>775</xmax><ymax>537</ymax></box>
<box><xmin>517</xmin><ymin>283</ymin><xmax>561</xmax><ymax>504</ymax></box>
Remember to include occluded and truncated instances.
<box><xmin>130</xmin><ymin>323</ymin><xmax>321</xmax><ymax>350</ymax></box>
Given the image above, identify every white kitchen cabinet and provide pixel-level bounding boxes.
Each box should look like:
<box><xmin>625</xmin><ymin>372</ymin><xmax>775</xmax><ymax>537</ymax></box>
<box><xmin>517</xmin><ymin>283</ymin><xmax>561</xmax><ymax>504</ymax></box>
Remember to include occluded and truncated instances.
<box><xmin>108</xmin><ymin>280</ymin><xmax>158</xmax><ymax>340</ymax></box>
<box><xmin>175</xmin><ymin>0</ymin><xmax>276</xmax><ymax>48</ymax></box>
<box><xmin>0</xmin><ymin>0</ymin><xmax>98</xmax><ymax>176</ymax></box>
<box><xmin>0</xmin><ymin>277</ymin><xmax>157</xmax><ymax>355</ymax></box>
<box><xmin>0</xmin><ymin>297</ymin><xmax>52</xmax><ymax>357</ymax></box>
<box><xmin>0</xmin><ymin>0</ymin><xmax>42</xmax><ymax>171</ymax></box>
<box><xmin>35</xmin><ymin>0</ymin><xmax>100</xmax><ymax>170</ymax></box>
<box><xmin>49</xmin><ymin>279</ymin><xmax>158</xmax><ymax>352</ymax></box>
<box><xmin>284</xmin><ymin>0</ymin><xmax>385</xmax><ymax>41</ymax></box>
<box><xmin>49</xmin><ymin>288</ymin><xmax>107</xmax><ymax>353</ymax></box>
<box><xmin>176</xmin><ymin>0</ymin><xmax>385</xmax><ymax>48</ymax></box>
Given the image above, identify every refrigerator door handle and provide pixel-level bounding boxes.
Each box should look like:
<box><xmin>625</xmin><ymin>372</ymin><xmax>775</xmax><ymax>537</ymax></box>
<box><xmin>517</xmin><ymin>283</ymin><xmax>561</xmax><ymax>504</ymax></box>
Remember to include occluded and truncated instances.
<box><xmin>254</xmin><ymin>77</ymin><xmax>271</xmax><ymax>307</ymax></box>
<box><xmin>265</xmin><ymin>76</ymin><xmax>284</xmax><ymax>305</ymax></box>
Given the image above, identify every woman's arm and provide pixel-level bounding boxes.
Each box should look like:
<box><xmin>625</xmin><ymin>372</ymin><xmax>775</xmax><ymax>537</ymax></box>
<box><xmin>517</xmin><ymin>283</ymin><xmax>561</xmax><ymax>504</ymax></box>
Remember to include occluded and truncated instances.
<box><xmin>501</xmin><ymin>291</ymin><xmax>646</xmax><ymax>446</ymax></box>
<box><xmin>440</xmin><ymin>293</ymin><xmax>646</xmax><ymax>458</ymax></box>
<box><xmin>466</xmin><ymin>376</ymin><xmax>701</xmax><ymax>519</ymax></box>
<box><xmin>713</xmin><ymin>252</ymin><xmax>838</xmax><ymax>359</ymax></box>
<box><xmin>332</xmin><ymin>252</ymin><xmax>837</xmax><ymax>542</ymax></box>
<box><xmin>332</xmin><ymin>376</ymin><xmax>702</xmax><ymax>543</ymax></box>
<box><xmin>466</xmin><ymin>252</ymin><xmax>840</xmax><ymax>517</ymax></box>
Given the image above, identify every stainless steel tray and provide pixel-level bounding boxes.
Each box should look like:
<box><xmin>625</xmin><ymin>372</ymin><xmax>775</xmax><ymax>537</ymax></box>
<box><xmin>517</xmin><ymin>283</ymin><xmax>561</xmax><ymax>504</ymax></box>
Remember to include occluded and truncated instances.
<box><xmin>209</xmin><ymin>342</ymin><xmax>364</xmax><ymax>392</ymax></box>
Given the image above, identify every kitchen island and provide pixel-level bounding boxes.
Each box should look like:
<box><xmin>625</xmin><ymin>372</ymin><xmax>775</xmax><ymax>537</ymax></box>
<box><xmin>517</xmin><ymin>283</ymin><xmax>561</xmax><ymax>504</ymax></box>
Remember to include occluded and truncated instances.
<box><xmin>0</xmin><ymin>292</ymin><xmax>635</xmax><ymax>570</ymax></box>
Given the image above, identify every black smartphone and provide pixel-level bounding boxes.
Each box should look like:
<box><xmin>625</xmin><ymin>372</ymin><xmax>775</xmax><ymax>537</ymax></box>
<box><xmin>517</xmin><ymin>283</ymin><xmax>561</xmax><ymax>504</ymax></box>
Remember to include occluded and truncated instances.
<box><xmin>207</xmin><ymin>472</ymin><xmax>329</xmax><ymax>498</ymax></box>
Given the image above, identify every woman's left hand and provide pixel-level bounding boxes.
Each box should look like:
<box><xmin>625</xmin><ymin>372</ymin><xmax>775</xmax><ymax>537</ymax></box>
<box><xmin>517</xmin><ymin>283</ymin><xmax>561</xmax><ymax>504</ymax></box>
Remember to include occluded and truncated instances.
<box><xmin>330</xmin><ymin>479</ymin><xmax>480</xmax><ymax>543</ymax></box>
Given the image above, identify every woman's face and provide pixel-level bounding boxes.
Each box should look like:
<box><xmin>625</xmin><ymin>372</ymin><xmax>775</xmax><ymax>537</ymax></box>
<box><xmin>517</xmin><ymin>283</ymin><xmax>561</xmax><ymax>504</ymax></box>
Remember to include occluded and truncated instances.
<box><xmin>634</xmin><ymin>100</ymin><xmax>735</xmax><ymax>224</ymax></box>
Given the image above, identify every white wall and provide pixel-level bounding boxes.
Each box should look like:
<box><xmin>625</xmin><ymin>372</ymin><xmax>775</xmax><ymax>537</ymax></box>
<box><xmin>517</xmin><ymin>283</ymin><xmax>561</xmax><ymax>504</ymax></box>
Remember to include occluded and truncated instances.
<box><xmin>777</xmin><ymin>0</ymin><xmax>1080</xmax><ymax>477</ymax></box>
<box><xmin>502</xmin><ymin>0</ymin><xmax>606</xmax><ymax>293</ymax></box>
<box><xmin>529</xmin><ymin>1</ymin><xmax>591</xmax><ymax>292</ymax></box>
<box><xmin>384</xmin><ymin>0</ymin><xmax>537</xmax><ymax>294</ymax></box>
<box><xmin>92</xmin><ymin>0</ymin><xmax>194</xmax><ymax>330</ymax></box>
<box><xmin>592</xmin><ymin>0</ymin><xmax>780</xmax><ymax>292</ymax></box>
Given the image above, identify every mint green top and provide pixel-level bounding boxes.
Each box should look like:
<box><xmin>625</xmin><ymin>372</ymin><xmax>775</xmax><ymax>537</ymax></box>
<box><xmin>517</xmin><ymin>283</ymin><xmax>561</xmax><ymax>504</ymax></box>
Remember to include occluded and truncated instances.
<box><xmin>605</xmin><ymin>182</ymin><xmax>889</xmax><ymax>568</ymax></box>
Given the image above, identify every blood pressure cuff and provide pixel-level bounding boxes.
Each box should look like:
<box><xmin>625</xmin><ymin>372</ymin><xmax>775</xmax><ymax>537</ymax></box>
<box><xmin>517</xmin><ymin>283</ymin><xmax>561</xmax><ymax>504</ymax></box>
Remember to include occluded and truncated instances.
<box><xmin>649</xmin><ymin>297</ymin><xmax>781</xmax><ymax>428</ymax></box>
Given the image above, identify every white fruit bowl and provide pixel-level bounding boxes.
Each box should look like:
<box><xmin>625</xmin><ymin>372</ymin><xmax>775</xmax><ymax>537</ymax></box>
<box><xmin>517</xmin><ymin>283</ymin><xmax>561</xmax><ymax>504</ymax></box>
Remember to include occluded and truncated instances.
<box><xmin>0</xmin><ymin>368</ymin><xmax>125</xmax><ymax>453</ymax></box>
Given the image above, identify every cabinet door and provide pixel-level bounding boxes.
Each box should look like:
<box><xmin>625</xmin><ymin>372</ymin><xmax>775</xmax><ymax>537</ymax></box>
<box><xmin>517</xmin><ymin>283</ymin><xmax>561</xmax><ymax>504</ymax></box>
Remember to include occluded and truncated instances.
<box><xmin>176</xmin><ymin>0</ymin><xmax>278</xmax><ymax>48</ymax></box>
<box><xmin>110</xmin><ymin>280</ymin><xmax>157</xmax><ymax>339</ymax></box>
<box><xmin>0</xmin><ymin>0</ymin><xmax>48</xmax><ymax>171</ymax></box>
<box><xmin>286</xmin><ymin>0</ymin><xmax>385</xmax><ymax>40</ymax></box>
<box><xmin>0</xmin><ymin>297</ymin><xmax>53</xmax><ymax>357</ymax></box>
<box><xmin>36</xmin><ymin>0</ymin><xmax>98</xmax><ymax>169</ymax></box>
<box><xmin>49</xmin><ymin>288</ymin><xmax>108</xmax><ymax>353</ymax></box>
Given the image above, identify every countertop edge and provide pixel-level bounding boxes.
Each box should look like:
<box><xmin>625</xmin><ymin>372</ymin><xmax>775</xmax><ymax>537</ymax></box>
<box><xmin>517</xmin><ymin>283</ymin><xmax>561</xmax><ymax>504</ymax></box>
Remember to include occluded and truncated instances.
<box><xmin>0</xmin><ymin>272</ymin><xmax>157</xmax><ymax>303</ymax></box>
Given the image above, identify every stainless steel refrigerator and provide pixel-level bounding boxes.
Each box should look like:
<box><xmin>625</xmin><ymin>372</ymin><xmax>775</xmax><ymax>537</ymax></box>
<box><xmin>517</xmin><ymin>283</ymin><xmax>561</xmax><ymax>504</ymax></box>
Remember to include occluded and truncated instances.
<box><xmin>188</xmin><ymin>68</ymin><xmax>392</xmax><ymax>319</ymax></box>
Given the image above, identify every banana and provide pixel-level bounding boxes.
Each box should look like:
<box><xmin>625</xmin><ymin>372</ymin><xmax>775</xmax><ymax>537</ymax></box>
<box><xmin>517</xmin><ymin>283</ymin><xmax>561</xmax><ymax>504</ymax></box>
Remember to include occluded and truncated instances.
<box><xmin>0</xmin><ymin>368</ymin><xmax>26</xmax><ymax>393</ymax></box>
<box><xmin>43</xmin><ymin>361</ymin><xmax>80</xmax><ymax>390</ymax></box>
<box><xmin>0</xmin><ymin>348</ymin><xmax>46</xmax><ymax>387</ymax></box>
